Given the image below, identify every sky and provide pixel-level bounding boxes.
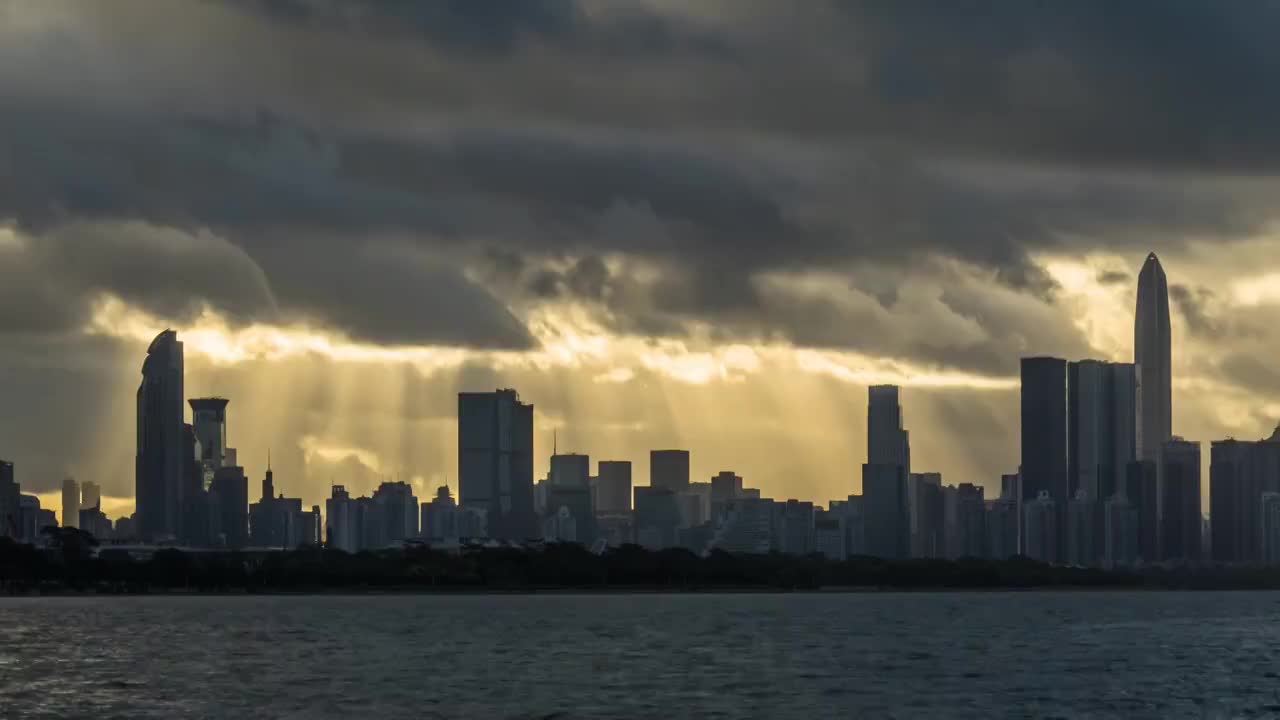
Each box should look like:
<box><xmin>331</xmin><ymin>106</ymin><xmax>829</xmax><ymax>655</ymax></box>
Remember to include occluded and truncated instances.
<box><xmin>5</xmin><ymin>0</ymin><xmax>1280</xmax><ymax>518</ymax></box>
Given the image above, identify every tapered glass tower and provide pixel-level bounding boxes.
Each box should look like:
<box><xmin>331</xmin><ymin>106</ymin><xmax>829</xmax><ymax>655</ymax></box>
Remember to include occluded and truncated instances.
<box><xmin>1135</xmin><ymin>253</ymin><xmax>1171</xmax><ymax>462</ymax></box>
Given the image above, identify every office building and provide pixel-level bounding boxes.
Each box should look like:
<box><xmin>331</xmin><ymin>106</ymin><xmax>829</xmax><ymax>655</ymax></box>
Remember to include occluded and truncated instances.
<box><xmin>773</xmin><ymin>499</ymin><xmax>814</xmax><ymax>555</ymax></box>
<box><xmin>373</xmin><ymin>481</ymin><xmax>419</xmax><ymax>544</ymax></box>
<box><xmin>189</xmin><ymin>398</ymin><xmax>229</xmax><ymax>475</ymax></box>
<box><xmin>61</xmin><ymin>476</ymin><xmax>78</xmax><ymax>530</ymax></box>
<box><xmin>249</xmin><ymin>463</ymin><xmax>319</xmax><ymax>549</ymax></box>
<box><xmin>1135</xmin><ymin>253</ymin><xmax>1172</xmax><ymax>462</ymax></box>
<box><xmin>595</xmin><ymin>461</ymin><xmax>632</xmax><ymax>514</ymax></box>
<box><xmin>1262</xmin><ymin>493</ymin><xmax>1280</xmax><ymax>566</ymax></box>
<box><xmin>551</xmin><ymin>453</ymin><xmax>590</xmax><ymax>488</ymax></box>
<box><xmin>458</xmin><ymin>389</ymin><xmax>535</xmax><ymax>541</ymax></box>
<box><xmin>136</xmin><ymin>330</ymin><xmax>185</xmax><ymax>542</ymax></box>
<box><xmin>208</xmin><ymin>462</ymin><xmax>248</xmax><ymax>548</ymax></box>
<box><xmin>325</xmin><ymin>485</ymin><xmax>359</xmax><ymax>553</ymax></box>
<box><xmin>650</xmin><ymin>450</ymin><xmax>691</xmax><ymax>494</ymax></box>
<box><xmin>1000</xmin><ymin>473</ymin><xmax>1020</xmax><ymax>501</ymax></box>
<box><xmin>421</xmin><ymin>485</ymin><xmax>459</xmax><ymax>541</ymax></box>
<box><xmin>1125</xmin><ymin>460</ymin><xmax>1159</xmax><ymax>563</ymax></box>
<box><xmin>1065</xmin><ymin>489</ymin><xmax>1096</xmax><ymax>566</ymax></box>
<box><xmin>1023</xmin><ymin>491</ymin><xmax>1058</xmax><ymax>563</ymax></box>
<box><xmin>862</xmin><ymin>463</ymin><xmax>908</xmax><ymax>559</ymax></box>
<box><xmin>79</xmin><ymin>501</ymin><xmax>111</xmax><ymax>539</ymax></box>
<box><xmin>814</xmin><ymin>509</ymin><xmax>846</xmax><ymax>561</ymax></box>
<box><xmin>1104</xmin><ymin>493</ymin><xmax>1138</xmax><ymax>568</ymax></box>
<box><xmin>868</xmin><ymin>385</ymin><xmax>911</xmax><ymax>545</ymax></box>
<box><xmin>1161</xmin><ymin>439</ymin><xmax>1202</xmax><ymax>564</ymax></box>
<box><xmin>709</xmin><ymin>497</ymin><xmax>775</xmax><ymax>554</ymax></box>
<box><xmin>80</xmin><ymin>482</ymin><xmax>101</xmax><ymax>513</ymax></box>
<box><xmin>910</xmin><ymin>472</ymin><xmax>944</xmax><ymax>558</ymax></box>
<box><xmin>0</xmin><ymin>460</ymin><xmax>17</xmax><ymax>540</ymax></box>
<box><xmin>1068</xmin><ymin>360</ymin><xmax>1138</xmax><ymax>503</ymax></box>
<box><xmin>985</xmin><ymin>499</ymin><xmax>1019</xmax><ymax>560</ymax></box>
<box><xmin>544</xmin><ymin>506</ymin><xmax>578</xmax><ymax>543</ymax></box>
<box><xmin>547</xmin><ymin>483</ymin><xmax>594</xmax><ymax>545</ymax></box>
<box><xmin>955</xmin><ymin>483</ymin><xmax>986</xmax><ymax>558</ymax></box>
<box><xmin>1020</xmin><ymin>357</ymin><xmax>1068</xmax><ymax>561</ymax></box>
<box><xmin>1209</xmin><ymin>429</ymin><xmax>1280</xmax><ymax>564</ymax></box>
<box><xmin>634</xmin><ymin>486</ymin><xmax>680</xmax><ymax>549</ymax></box>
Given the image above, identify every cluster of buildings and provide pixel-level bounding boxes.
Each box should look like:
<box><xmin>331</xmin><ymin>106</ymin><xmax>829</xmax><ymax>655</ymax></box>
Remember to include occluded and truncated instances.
<box><xmin>8</xmin><ymin>253</ymin><xmax>1280</xmax><ymax>568</ymax></box>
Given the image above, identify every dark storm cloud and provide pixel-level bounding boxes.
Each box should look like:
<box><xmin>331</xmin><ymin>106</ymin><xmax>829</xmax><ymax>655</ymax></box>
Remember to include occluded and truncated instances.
<box><xmin>215</xmin><ymin>0</ymin><xmax>729</xmax><ymax>58</ymax></box>
<box><xmin>1169</xmin><ymin>284</ymin><xmax>1223</xmax><ymax>338</ymax></box>
<box><xmin>208</xmin><ymin>0</ymin><xmax>1280</xmax><ymax>171</ymax></box>
<box><xmin>3</xmin><ymin>1</ymin><xmax>1279</xmax><ymax>364</ymax></box>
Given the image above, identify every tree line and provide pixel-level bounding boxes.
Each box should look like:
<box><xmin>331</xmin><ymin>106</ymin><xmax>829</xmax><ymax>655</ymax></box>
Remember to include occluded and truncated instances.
<box><xmin>3</xmin><ymin>529</ymin><xmax>1277</xmax><ymax>593</ymax></box>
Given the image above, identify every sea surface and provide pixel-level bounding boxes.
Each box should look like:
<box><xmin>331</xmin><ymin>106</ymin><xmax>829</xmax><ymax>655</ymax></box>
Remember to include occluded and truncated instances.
<box><xmin>3</xmin><ymin>591</ymin><xmax>1280</xmax><ymax>718</ymax></box>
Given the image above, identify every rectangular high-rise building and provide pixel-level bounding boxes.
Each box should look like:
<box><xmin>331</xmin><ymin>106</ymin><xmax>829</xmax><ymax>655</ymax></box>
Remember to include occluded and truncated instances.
<box><xmin>868</xmin><ymin>386</ymin><xmax>912</xmax><ymax>550</ymax></box>
<box><xmin>1161</xmin><ymin>439</ymin><xmax>1202</xmax><ymax>563</ymax></box>
<box><xmin>1262</xmin><ymin>493</ymin><xmax>1280</xmax><ymax>566</ymax></box>
<box><xmin>61</xmin><ymin>476</ymin><xmax>79</xmax><ymax>530</ymax></box>
<box><xmin>862</xmin><ymin>463</ymin><xmax>907</xmax><ymax>559</ymax></box>
<box><xmin>551</xmin><ymin>453</ymin><xmax>590</xmax><ymax>487</ymax></box>
<box><xmin>596</xmin><ymin>461</ymin><xmax>631</xmax><ymax>514</ymax></box>
<box><xmin>1068</xmin><ymin>360</ymin><xmax>1138</xmax><ymax>503</ymax></box>
<box><xmin>0</xmin><ymin>460</ymin><xmax>17</xmax><ymax>540</ymax></box>
<box><xmin>1125</xmin><ymin>460</ymin><xmax>1159</xmax><ymax>563</ymax></box>
<box><xmin>650</xmin><ymin>450</ymin><xmax>690</xmax><ymax>494</ymax></box>
<box><xmin>1209</xmin><ymin>429</ymin><xmax>1280</xmax><ymax>564</ymax></box>
<box><xmin>1021</xmin><ymin>357</ymin><xmax>1068</xmax><ymax>562</ymax></box>
<box><xmin>458</xmin><ymin>389</ymin><xmax>535</xmax><ymax>540</ymax></box>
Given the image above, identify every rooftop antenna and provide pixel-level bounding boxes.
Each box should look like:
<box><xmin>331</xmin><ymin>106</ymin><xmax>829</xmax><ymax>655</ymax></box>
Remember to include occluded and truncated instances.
<box><xmin>554</xmin><ymin>429</ymin><xmax>558</xmax><ymax>456</ymax></box>
<box><xmin>267</xmin><ymin>448</ymin><xmax>271</xmax><ymax>473</ymax></box>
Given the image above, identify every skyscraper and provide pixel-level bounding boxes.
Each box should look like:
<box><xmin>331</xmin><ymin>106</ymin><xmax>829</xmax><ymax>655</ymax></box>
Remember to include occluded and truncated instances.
<box><xmin>867</xmin><ymin>385</ymin><xmax>910</xmax><ymax>470</ymax></box>
<box><xmin>650</xmin><ymin>450</ymin><xmax>691</xmax><ymax>493</ymax></box>
<box><xmin>1161</xmin><ymin>438</ymin><xmax>1202</xmax><ymax>563</ymax></box>
<box><xmin>136</xmin><ymin>329</ymin><xmax>185</xmax><ymax>542</ymax></box>
<box><xmin>596</xmin><ymin>461</ymin><xmax>632</xmax><ymax>514</ymax></box>
<box><xmin>1068</xmin><ymin>360</ymin><xmax>1139</xmax><ymax>503</ymax></box>
<box><xmin>457</xmin><ymin>389</ymin><xmax>535</xmax><ymax>540</ymax></box>
<box><xmin>1135</xmin><ymin>253</ymin><xmax>1171</xmax><ymax>462</ymax></box>
<box><xmin>862</xmin><ymin>463</ymin><xmax>908</xmax><ymax>559</ymax></box>
<box><xmin>0</xmin><ymin>460</ymin><xmax>17</xmax><ymax>539</ymax></box>
<box><xmin>80</xmin><ymin>481</ymin><xmax>101</xmax><ymax>511</ymax></box>
<box><xmin>189</xmin><ymin>398</ymin><xmax>229</xmax><ymax>476</ymax></box>
<box><xmin>61</xmin><ymin>476</ymin><xmax>79</xmax><ymax>530</ymax></box>
<box><xmin>867</xmin><ymin>385</ymin><xmax>911</xmax><ymax>555</ymax></box>
<box><xmin>1020</xmin><ymin>357</ymin><xmax>1068</xmax><ymax>561</ymax></box>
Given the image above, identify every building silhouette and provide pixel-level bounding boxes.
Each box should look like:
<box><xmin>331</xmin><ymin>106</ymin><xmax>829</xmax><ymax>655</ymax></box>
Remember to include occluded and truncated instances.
<box><xmin>0</xmin><ymin>460</ymin><xmax>18</xmax><ymax>539</ymax></box>
<box><xmin>1135</xmin><ymin>253</ymin><xmax>1171</xmax><ymax>462</ymax></box>
<box><xmin>650</xmin><ymin>450</ymin><xmax>691</xmax><ymax>494</ymax></box>
<box><xmin>61</xmin><ymin>476</ymin><xmax>79</xmax><ymax>530</ymax></box>
<box><xmin>595</xmin><ymin>461</ymin><xmax>632</xmax><ymax>514</ymax></box>
<box><xmin>1022</xmin><ymin>491</ymin><xmax>1058</xmax><ymax>563</ymax></box>
<box><xmin>862</xmin><ymin>463</ymin><xmax>908</xmax><ymax>559</ymax></box>
<box><xmin>865</xmin><ymin>385</ymin><xmax>910</xmax><ymax>559</ymax></box>
<box><xmin>1020</xmin><ymin>357</ymin><xmax>1069</xmax><ymax>561</ymax></box>
<box><xmin>1124</xmin><ymin>460</ymin><xmax>1159</xmax><ymax>563</ymax></box>
<box><xmin>458</xmin><ymin>389</ymin><xmax>535</xmax><ymax>540</ymax></box>
<box><xmin>1210</xmin><ymin>427</ymin><xmax>1280</xmax><ymax>564</ymax></box>
<box><xmin>189</xmin><ymin>398</ymin><xmax>229</xmax><ymax>475</ymax></box>
<box><xmin>136</xmin><ymin>330</ymin><xmax>185</xmax><ymax>542</ymax></box>
<box><xmin>1161</xmin><ymin>438</ymin><xmax>1202</xmax><ymax>563</ymax></box>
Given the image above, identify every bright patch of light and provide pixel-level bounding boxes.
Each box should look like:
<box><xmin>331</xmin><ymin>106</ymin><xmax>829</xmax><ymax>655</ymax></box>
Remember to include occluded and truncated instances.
<box><xmin>299</xmin><ymin>435</ymin><xmax>385</xmax><ymax>474</ymax></box>
<box><xmin>1232</xmin><ymin>273</ymin><xmax>1280</xmax><ymax>307</ymax></box>
<box><xmin>794</xmin><ymin>350</ymin><xmax>1019</xmax><ymax>390</ymax></box>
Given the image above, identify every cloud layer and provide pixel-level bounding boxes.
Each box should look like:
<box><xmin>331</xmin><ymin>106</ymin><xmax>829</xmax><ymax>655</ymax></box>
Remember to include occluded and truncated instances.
<box><xmin>3</xmin><ymin>1</ymin><xmax>1280</xmax><ymax>508</ymax></box>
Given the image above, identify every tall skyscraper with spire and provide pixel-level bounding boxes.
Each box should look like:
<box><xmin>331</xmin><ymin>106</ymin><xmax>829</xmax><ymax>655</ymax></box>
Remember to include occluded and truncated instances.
<box><xmin>1135</xmin><ymin>253</ymin><xmax>1171</xmax><ymax>462</ymax></box>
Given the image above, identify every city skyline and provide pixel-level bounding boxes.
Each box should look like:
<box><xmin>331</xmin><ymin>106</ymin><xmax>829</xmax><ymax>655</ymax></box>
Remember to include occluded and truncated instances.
<box><xmin>9</xmin><ymin>3</ymin><xmax>1280</xmax><ymax>520</ymax></box>
<box><xmin>3</xmin><ymin>248</ymin><xmax>1270</xmax><ymax>524</ymax></box>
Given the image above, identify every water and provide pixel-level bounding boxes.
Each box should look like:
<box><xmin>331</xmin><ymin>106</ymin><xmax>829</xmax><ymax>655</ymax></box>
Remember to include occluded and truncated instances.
<box><xmin>2</xmin><ymin>591</ymin><xmax>1280</xmax><ymax>718</ymax></box>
